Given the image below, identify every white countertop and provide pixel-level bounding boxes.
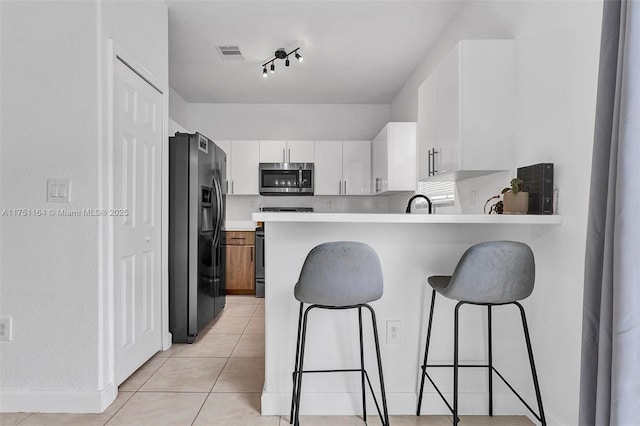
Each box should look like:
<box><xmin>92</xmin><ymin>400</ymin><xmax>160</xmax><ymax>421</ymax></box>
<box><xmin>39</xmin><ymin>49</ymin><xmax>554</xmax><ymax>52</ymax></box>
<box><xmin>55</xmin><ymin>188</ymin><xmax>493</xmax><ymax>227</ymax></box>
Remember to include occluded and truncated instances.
<box><xmin>225</xmin><ymin>220</ymin><xmax>257</xmax><ymax>231</ymax></box>
<box><xmin>251</xmin><ymin>212</ymin><xmax>562</xmax><ymax>225</ymax></box>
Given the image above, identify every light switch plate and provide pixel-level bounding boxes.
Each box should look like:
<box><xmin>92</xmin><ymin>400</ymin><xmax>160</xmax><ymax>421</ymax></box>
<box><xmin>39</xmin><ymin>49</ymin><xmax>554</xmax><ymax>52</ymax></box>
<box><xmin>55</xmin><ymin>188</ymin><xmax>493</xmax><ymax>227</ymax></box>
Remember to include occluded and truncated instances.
<box><xmin>47</xmin><ymin>179</ymin><xmax>71</xmax><ymax>203</ymax></box>
<box><xmin>0</xmin><ymin>317</ymin><xmax>12</xmax><ymax>341</ymax></box>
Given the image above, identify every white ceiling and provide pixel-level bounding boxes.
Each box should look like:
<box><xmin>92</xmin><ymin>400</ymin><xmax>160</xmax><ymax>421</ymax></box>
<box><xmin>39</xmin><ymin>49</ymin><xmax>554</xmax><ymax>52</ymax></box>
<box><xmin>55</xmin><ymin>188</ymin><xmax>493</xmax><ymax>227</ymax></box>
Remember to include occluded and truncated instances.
<box><xmin>167</xmin><ymin>1</ymin><xmax>463</xmax><ymax>104</ymax></box>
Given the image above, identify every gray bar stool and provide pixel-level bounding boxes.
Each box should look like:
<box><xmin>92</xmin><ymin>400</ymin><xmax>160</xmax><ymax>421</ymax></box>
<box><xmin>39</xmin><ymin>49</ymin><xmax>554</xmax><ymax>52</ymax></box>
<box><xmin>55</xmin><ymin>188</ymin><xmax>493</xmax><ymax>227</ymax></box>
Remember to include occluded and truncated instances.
<box><xmin>290</xmin><ymin>241</ymin><xmax>389</xmax><ymax>426</ymax></box>
<box><xmin>416</xmin><ymin>240</ymin><xmax>546</xmax><ymax>425</ymax></box>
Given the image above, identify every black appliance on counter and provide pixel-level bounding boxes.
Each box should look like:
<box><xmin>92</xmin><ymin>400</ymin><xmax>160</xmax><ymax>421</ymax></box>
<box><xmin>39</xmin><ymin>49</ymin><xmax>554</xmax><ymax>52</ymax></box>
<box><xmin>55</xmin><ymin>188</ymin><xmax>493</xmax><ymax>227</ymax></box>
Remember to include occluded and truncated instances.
<box><xmin>259</xmin><ymin>207</ymin><xmax>314</xmax><ymax>212</ymax></box>
<box><xmin>169</xmin><ymin>132</ymin><xmax>226</xmax><ymax>343</ymax></box>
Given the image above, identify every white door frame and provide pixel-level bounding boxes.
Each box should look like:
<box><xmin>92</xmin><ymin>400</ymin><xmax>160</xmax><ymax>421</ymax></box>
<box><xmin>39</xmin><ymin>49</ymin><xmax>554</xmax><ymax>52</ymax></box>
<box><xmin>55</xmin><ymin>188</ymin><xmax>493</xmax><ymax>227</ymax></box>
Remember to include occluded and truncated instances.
<box><xmin>99</xmin><ymin>39</ymin><xmax>171</xmax><ymax>395</ymax></box>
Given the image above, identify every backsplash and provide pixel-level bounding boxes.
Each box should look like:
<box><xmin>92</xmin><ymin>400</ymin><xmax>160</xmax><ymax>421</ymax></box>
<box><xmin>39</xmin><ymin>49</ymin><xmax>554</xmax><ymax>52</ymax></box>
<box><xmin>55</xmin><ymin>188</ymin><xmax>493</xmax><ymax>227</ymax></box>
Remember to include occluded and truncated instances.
<box><xmin>226</xmin><ymin>195</ymin><xmax>391</xmax><ymax>220</ymax></box>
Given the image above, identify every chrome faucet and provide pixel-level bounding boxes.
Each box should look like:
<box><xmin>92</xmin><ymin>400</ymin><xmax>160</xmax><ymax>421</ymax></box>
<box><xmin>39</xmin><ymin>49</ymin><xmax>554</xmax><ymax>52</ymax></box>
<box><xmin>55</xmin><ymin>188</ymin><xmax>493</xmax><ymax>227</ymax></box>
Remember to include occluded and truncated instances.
<box><xmin>405</xmin><ymin>194</ymin><xmax>433</xmax><ymax>214</ymax></box>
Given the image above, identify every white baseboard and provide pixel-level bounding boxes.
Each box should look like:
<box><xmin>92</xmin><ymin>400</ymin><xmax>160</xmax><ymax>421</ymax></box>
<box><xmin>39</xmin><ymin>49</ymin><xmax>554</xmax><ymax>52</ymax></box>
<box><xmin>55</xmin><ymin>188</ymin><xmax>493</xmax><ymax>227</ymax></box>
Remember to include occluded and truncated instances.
<box><xmin>0</xmin><ymin>383</ymin><xmax>117</xmax><ymax>413</ymax></box>
<box><xmin>261</xmin><ymin>391</ymin><xmax>530</xmax><ymax>417</ymax></box>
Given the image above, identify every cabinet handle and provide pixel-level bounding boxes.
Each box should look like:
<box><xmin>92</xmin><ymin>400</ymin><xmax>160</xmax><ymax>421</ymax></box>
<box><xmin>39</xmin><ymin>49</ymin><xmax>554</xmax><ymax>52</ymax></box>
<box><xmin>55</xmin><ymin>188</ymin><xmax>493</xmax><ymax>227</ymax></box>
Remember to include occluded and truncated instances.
<box><xmin>288</xmin><ymin>148</ymin><xmax>291</xmax><ymax>162</ymax></box>
<box><xmin>283</xmin><ymin>148</ymin><xmax>286</xmax><ymax>162</ymax></box>
<box><xmin>251</xmin><ymin>247</ymin><xmax>254</xmax><ymax>262</ymax></box>
<box><xmin>432</xmin><ymin>149</ymin><xmax>438</xmax><ymax>175</ymax></box>
<box><xmin>231</xmin><ymin>181</ymin><xmax>234</xmax><ymax>194</ymax></box>
<box><xmin>428</xmin><ymin>150</ymin><xmax>433</xmax><ymax>176</ymax></box>
<box><xmin>375</xmin><ymin>177</ymin><xmax>380</xmax><ymax>193</ymax></box>
<box><xmin>344</xmin><ymin>180</ymin><xmax>347</xmax><ymax>195</ymax></box>
<box><xmin>339</xmin><ymin>180</ymin><xmax>342</xmax><ymax>195</ymax></box>
<box><xmin>226</xmin><ymin>180</ymin><xmax>229</xmax><ymax>193</ymax></box>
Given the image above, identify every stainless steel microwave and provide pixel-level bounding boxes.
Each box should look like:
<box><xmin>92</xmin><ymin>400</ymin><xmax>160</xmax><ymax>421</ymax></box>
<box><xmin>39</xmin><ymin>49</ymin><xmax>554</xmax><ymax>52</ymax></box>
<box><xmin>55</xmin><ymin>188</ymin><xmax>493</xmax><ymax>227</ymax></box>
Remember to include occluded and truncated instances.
<box><xmin>259</xmin><ymin>163</ymin><xmax>314</xmax><ymax>195</ymax></box>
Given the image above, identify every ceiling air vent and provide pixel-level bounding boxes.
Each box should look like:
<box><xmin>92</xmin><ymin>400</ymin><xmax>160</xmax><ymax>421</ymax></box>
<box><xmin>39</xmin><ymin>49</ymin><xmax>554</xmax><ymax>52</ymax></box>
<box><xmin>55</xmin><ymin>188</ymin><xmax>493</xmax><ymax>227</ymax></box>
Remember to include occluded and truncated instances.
<box><xmin>216</xmin><ymin>45</ymin><xmax>244</xmax><ymax>61</ymax></box>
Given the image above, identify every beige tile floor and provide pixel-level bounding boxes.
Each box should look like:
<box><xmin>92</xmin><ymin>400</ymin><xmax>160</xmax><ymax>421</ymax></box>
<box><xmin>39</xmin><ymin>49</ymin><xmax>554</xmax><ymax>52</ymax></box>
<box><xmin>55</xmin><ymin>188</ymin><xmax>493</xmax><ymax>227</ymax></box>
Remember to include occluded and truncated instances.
<box><xmin>0</xmin><ymin>296</ymin><xmax>533</xmax><ymax>426</ymax></box>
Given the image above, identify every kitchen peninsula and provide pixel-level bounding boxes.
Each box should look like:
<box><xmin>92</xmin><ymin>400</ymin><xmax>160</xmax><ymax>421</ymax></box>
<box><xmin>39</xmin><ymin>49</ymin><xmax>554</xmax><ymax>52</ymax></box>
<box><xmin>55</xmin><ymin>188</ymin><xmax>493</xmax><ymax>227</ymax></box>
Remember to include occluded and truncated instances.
<box><xmin>251</xmin><ymin>212</ymin><xmax>561</xmax><ymax>417</ymax></box>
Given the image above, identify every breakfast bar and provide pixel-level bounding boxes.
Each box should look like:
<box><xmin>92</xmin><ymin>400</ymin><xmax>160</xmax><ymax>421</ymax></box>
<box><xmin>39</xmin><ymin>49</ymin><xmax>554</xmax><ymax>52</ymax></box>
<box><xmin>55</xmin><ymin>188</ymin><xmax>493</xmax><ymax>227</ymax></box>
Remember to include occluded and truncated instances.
<box><xmin>251</xmin><ymin>212</ymin><xmax>561</xmax><ymax>417</ymax></box>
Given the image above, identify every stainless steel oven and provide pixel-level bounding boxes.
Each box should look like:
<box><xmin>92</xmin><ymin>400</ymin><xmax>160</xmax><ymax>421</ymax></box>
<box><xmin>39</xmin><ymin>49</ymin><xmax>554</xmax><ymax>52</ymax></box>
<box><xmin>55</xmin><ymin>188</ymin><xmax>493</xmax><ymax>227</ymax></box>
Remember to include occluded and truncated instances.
<box><xmin>259</xmin><ymin>163</ymin><xmax>314</xmax><ymax>195</ymax></box>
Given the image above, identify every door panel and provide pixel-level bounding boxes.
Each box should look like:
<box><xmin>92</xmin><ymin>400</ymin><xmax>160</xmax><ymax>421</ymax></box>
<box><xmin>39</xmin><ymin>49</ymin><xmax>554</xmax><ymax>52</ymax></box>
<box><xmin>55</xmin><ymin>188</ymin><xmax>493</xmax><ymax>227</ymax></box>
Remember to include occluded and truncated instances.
<box><xmin>114</xmin><ymin>58</ymin><xmax>163</xmax><ymax>385</ymax></box>
<box><xmin>342</xmin><ymin>140</ymin><xmax>371</xmax><ymax>195</ymax></box>
<box><xmin>313</xmin><ymin>141</ymin><xmax>342</xmax><ymax>195</ymax></box>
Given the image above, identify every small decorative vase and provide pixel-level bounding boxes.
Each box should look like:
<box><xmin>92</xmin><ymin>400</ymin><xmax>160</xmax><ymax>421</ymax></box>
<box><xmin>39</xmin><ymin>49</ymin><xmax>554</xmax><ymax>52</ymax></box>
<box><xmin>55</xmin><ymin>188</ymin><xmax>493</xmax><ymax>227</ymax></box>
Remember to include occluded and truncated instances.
<box><xmin>503</xmin><ymin>192</ymin><xmax>529</xmax><ymax>214</ymax></box>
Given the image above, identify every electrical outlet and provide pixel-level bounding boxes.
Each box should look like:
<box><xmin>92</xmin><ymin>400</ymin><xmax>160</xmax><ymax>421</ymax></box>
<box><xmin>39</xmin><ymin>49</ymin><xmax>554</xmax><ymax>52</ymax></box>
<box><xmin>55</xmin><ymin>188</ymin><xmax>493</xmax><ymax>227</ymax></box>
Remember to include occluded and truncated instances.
<box><xmin>386</xmin><ymin>320</ymin><xmax>401</xmax><ymax>344</ymax></box>
<box><xmin>327</xmin><ymin>201</ymin><xmax>333</xmax><ymax>211</ymax></box>
<box><xmin>0</xmin><ymin>317</ymin><xmax>12</xmax><ymax>341</ymax></box>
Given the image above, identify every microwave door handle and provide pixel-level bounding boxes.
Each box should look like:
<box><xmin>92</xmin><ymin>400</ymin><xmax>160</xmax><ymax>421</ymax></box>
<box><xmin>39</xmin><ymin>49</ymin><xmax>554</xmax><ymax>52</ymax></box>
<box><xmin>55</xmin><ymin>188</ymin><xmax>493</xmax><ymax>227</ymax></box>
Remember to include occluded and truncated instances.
<box><xmin>298</xmin><ymin>167</ymin><xmax>302</xmax><ymax>190</ymax></box>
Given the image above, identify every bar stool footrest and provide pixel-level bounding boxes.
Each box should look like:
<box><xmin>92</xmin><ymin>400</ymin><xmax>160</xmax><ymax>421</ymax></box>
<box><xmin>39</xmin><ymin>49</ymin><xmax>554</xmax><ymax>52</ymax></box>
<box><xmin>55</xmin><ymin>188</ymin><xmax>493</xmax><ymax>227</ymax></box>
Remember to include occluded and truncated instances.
<box><xmin>420</xmin><ymin>364</ymin><xmax>544</xmax><ymax>423</ymax></box>
<box><xmin>292</xmin><ymin>368</ymin><xmax>387</xmax><ymax>423</ymax></box>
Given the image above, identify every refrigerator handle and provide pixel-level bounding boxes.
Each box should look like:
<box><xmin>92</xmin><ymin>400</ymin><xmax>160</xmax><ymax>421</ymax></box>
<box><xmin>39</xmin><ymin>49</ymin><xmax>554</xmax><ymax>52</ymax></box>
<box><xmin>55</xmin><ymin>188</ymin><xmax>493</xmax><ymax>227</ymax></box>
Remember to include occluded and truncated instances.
<box><xmin>211</xmin><ymin>176</ymin><xmax>223</xmax><ymax>248</ymax></box>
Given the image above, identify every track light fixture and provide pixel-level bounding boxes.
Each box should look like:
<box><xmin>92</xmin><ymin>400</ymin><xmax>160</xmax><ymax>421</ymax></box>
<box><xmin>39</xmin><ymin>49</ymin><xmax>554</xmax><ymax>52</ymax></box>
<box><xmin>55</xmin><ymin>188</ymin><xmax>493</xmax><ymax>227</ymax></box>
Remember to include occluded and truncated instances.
<box><xmin>261</xmin><ymin>47</ymin><xmax>302</xmax><ymax>77</ymax></box>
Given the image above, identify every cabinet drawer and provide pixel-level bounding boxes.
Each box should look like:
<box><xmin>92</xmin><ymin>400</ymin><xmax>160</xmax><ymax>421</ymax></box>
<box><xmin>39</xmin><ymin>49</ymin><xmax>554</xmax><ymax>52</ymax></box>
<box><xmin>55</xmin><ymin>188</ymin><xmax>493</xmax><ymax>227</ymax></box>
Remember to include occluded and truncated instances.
<box><xmin>224</xmin><ymin>231</ymin><xmax>255</xmax><ymax>245</ymax></box>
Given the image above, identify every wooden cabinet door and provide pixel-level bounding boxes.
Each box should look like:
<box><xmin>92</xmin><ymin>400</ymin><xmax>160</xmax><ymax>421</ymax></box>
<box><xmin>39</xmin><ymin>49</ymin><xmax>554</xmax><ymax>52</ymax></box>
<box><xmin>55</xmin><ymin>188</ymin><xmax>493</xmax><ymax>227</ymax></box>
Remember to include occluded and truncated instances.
<box><xmin>342</xmin><ymin>140</ymin><xmax>371</xmax><ymax>195</ymax></box>
<box><xmin>226</xmin><ymin>245</ymin><xmax>255</xmax><ymax>294</ymax></box>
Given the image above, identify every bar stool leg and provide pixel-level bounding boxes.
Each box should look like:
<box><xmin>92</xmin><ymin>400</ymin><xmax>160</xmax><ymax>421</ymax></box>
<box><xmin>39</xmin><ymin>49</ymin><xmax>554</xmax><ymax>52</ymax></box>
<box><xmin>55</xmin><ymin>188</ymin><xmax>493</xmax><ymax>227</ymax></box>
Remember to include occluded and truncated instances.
<box><xmin>293</xmin><ymin>305</ymin><xmax>313</xmax><ymax>426</ymax></box>
<box><xmin>453</xmin><ymin>302</ymin><xmax>463</xmax><ymax>426</ymax></box>
<box><xmin>417</xmin><ymin>289</ymin><xmax>437</xmax><ymax>416</ymax></box>
<box><xmin>488</xmin><ymin>305</ymin><xmax>493</xmax><ymax>416</ymax></box>
<box><xmin>358</xmin><ymin>307</ymin><xmax>367</xmax><ymax>422</ymax></box>
<box><xmin>516</xmin><ymin>302</ymin><xmax>547</xmax><ymax>426</ymax></box>
<box><xmin>290</xmin><ymin>303</ymin><xmax>304</xmax><ymax>424</ymax></box>
<box><xmin>364</xmin><ymin>305</ymin><xmax>389</xmax><ymax>426</ymax></box>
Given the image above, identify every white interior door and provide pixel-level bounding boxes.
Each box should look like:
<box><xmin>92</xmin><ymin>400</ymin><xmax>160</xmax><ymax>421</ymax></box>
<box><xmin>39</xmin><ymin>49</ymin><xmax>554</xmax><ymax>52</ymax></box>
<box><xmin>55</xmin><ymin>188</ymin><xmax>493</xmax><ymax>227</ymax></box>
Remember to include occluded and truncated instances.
<box><xmin>113</xmin><ymin>58</ymin><xmax>163</xmax><ymax>385</ymax></box>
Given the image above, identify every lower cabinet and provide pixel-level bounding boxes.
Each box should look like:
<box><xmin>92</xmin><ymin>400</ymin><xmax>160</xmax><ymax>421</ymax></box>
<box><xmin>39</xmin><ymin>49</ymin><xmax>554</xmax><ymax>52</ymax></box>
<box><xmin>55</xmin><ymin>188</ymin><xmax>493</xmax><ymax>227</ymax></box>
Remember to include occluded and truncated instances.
<box><xmin>225</xmin><ymin>231</ymin><xmax>255</xmax><ymax>295</ymax></box>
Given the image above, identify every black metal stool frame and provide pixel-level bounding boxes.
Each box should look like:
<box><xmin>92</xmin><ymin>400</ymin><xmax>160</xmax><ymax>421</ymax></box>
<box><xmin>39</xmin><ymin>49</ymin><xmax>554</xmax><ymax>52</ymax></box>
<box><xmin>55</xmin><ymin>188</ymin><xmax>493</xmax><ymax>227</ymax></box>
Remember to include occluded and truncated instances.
<box><xmin>289</xmin><ymin>302</ymin><xmax>390</xmax><ymax>426</ymax></box>
<box><xmin>416</xmin><ymin>289</ymin><xmax>546</xmax><ymax>425</ymax></box>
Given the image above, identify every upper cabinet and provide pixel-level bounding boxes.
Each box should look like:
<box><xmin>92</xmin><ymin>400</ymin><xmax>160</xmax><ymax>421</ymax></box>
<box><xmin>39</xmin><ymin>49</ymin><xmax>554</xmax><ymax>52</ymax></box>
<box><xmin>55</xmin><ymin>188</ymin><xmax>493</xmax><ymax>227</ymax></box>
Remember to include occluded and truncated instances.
<box><xmin>314</xmin><ymin>140</ymin><xmax>371</xmax><ymax>195</ymax></box>
<box><xmin>372</xmin><ymin>122</ymin><xmax>417</xmax><ymax>194</ymax></box>
<box><xmin>418</xmin><ymin>39</ymin><xmax>515</xmax><ymax>181</ymax></box>
<box><xmin>228</xmin><ymin>140</ymin><xmax>260</xmax><ymax>195</ymax></box>
<box><xmin>259</xmin><ymin>140</ymin><xmax>314</xmax><ymax>163</ymax></box>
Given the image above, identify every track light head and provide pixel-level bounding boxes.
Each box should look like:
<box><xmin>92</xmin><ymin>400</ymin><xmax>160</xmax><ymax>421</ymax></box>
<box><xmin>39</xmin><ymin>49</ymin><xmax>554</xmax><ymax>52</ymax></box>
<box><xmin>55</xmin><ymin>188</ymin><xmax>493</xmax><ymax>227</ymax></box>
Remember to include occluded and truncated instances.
<box><xmin>263</xmin><ymin>66</ymin><xmax>268</xmax><ymax>77</ymax></box>
<box><xmin>285</xmin><ymin>57</ymin><xmax>290</xmax><ymax>67</ymax></box>
<box><xmin>295</xmin><ymin>52</ymin><xmax>303</xmax><ymax>62</ymax></box>
<box><xmin>270</xmin><ymin>62</ymin><xmax>275</xmax><ymax>73</ymax></box>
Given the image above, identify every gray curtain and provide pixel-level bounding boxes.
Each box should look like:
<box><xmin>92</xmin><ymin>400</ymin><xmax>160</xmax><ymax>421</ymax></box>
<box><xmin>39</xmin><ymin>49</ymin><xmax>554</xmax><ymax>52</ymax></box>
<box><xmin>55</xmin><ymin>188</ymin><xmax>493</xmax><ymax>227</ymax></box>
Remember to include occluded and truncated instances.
<box><xmin>579</xmin><ymin>1</ymin><xmax>640</xmax><ymax>425</ymax></box>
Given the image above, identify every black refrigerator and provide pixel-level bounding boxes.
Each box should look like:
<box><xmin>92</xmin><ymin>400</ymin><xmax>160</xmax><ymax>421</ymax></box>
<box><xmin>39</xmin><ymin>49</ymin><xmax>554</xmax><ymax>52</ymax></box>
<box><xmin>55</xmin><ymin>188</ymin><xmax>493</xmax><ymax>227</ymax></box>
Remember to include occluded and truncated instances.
<box><xmin>169</xmin><ymin>132</ymin><xmax>226</xmax><ymax>343</ymax></box>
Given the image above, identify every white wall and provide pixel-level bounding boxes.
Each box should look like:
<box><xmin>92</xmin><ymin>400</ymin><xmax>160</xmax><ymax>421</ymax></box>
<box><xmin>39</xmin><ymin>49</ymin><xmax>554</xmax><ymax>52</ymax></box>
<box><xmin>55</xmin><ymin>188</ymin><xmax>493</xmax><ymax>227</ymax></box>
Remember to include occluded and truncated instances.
<box><xmin>169</xmin><ymin>87</ymin><xmax>190</xmax><ymax>132</ymax></box>
<box><xmin>187</xmin><ymin>103</ymin><xmax>390</xmax><ymax>141</ymax></box>
<box><xmin>0</xmin><ymin>0</ymin><xmax>168</xmax><ymax>413</ymax></box>
<box><xmin>0</xmin><ymin>0</ymin><xmax>101</xmax><ymax>407</ymax></box>
<box><xmin>390</xmin><ymin>2</ymin><xmax>603</xmax><ymax>424</ymax></box>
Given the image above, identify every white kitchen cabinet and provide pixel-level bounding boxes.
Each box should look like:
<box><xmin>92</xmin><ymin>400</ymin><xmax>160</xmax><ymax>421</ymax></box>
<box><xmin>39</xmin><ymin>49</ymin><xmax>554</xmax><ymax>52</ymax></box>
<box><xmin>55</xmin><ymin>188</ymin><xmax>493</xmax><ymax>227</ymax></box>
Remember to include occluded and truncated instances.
<box><xmin>314</xmin><ymin>141</ymin><xmax>343</xmax><ymax>195</ymax></box>
<box><xmin>259</xmin><ymin>140</ymin><xmax>314</xmax><ymax>163</ymax></box>
<box><xmin>229</xmin><ymin>140</ymin><xmax>260</xmax><ymax>195</ymax></box>
<box><xmin>314</xmin><ymin>140</ymin><xmax>371</xmax><ymax>195</ymax></box>
<box><xmin>418</xmin><ymin>39</ymin><xmax>515</xmax><ymax>181</ymax></box>
<box><xmin>372</xmin><ymin>122</ymin><xmax>416</xmax><ymax>194</ymax></box>
<box><xmin>342</xmin><ymin>140</ymin><xmax>371</xmax><ymax>195</ymax></box>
